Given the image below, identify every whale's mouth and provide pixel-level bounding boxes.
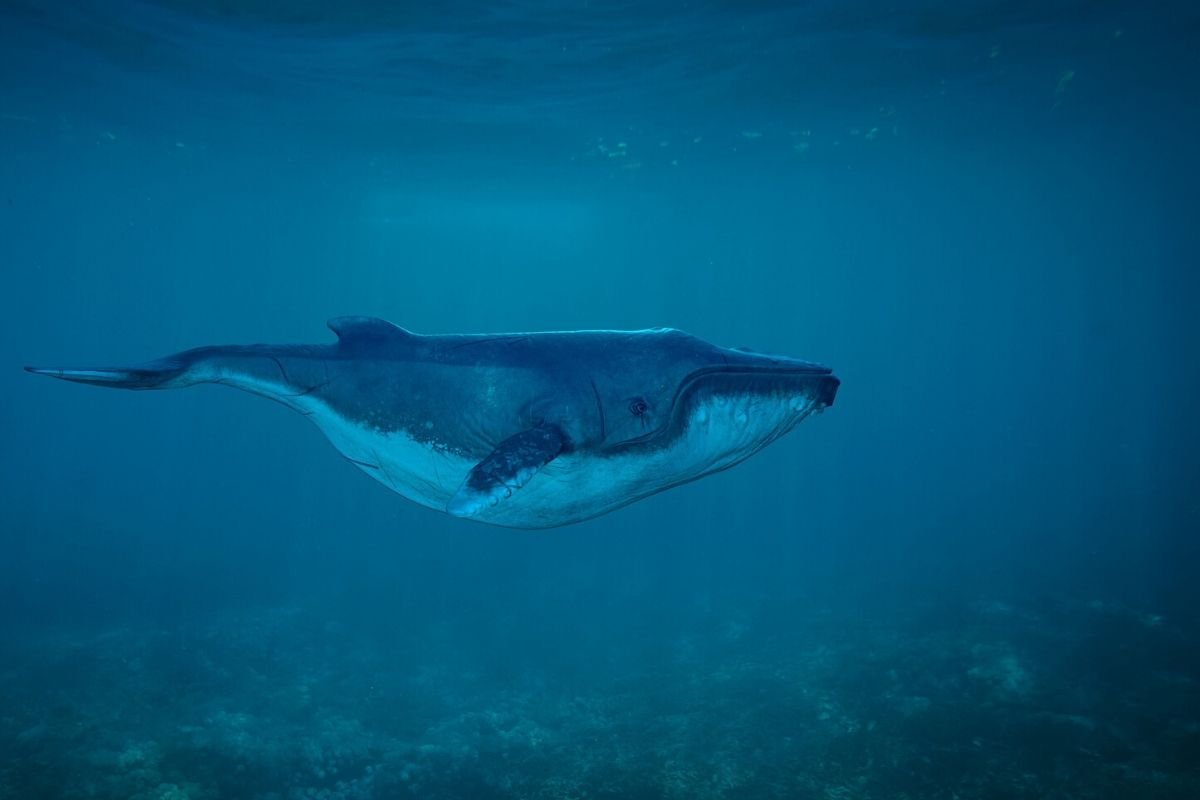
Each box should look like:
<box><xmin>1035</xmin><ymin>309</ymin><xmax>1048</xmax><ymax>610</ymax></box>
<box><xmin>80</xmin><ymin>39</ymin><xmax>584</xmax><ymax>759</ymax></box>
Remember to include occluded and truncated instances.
<box><xmin>611</xmin><ymin>363</ymin><xmax>839</xmax><ymax>449</ymax></box>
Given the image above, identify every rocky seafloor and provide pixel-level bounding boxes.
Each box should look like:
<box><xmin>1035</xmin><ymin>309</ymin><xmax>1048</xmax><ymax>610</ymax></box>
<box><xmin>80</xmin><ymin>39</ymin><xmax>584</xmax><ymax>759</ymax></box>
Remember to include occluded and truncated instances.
<box><xmin>1</xmin><ymin>597</ymin><xmax>1197</xmax><ymax>800</ymax></box>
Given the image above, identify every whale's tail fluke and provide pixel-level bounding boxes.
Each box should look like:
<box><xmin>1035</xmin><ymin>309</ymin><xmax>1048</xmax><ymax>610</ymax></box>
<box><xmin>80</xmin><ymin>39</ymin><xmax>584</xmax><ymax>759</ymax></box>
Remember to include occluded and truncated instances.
<box><xmin>24</xmin><ymin>358</ymin><xmax>193</xmax><ymax>389</ymax></box>
<box><xmin>24</xmin><ymin>343</ymin><xmax>333</xmax><ymax>404</ymax></box>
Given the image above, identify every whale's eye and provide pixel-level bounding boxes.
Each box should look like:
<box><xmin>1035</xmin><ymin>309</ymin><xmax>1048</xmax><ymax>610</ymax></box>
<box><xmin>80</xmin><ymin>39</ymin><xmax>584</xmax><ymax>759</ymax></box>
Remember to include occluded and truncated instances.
<box><xmin>628</xmin><ymin>398</ymin><xmax>649</xmax><ymax>416</ymax></box>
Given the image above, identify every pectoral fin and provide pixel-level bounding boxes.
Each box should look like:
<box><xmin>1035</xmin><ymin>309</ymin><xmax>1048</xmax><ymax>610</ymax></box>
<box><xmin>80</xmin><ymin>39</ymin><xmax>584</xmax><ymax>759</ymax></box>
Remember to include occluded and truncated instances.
<box><xmin>447</xmin><ymin>426</ymin><xmax>565</xmax><ymax>518</ymax></box>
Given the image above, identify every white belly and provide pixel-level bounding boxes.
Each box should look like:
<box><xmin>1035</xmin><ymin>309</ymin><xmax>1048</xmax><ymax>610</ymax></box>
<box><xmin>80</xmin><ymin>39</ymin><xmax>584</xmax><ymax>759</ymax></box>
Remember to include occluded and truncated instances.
<box><xmin>305</xmin><ymin>403</ymin><xmax>633</xmax><ymax>526</ymax></box>
<box><xmin>300</xmin><ymin>391</ymin><xmax>818</xmax><ymax>529</ymax></box>
<box><xmin>305</xmin><ymin>402</ymin><xmax>474</xmax><ymax>513</ymax></box>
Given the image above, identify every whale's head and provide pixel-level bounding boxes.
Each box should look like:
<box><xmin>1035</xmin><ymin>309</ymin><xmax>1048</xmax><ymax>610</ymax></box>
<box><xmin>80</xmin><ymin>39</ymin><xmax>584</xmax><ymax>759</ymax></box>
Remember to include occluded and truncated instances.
<box><xmin>595</xmin><ymin>329</ymin><xmax>838</xmax><ymax>488</ymax></box>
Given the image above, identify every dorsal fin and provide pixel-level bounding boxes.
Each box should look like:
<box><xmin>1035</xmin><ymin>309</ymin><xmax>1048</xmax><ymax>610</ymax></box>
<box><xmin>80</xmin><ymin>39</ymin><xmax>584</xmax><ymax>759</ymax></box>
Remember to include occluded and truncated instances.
<box><xmin>327</xmin><ymin>316</ymin><xmax>415</xmax><ymax>344</ymax></box>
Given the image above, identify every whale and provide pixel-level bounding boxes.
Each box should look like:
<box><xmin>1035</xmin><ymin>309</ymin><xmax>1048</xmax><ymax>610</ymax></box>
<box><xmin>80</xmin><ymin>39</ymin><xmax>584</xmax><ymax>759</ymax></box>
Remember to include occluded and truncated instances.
<box><xmin>25</xmin><ymin>317</ymin><xmax>839</xmax><ymax>528</ymax></box>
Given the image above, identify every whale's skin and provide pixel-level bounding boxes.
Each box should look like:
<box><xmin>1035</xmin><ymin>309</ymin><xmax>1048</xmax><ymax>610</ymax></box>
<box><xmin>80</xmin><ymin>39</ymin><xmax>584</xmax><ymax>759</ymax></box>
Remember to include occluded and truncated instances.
<box><xmin>26</xmin><ymin>317</ymin><xmax>839</xmax><ymax>529</ymax></box>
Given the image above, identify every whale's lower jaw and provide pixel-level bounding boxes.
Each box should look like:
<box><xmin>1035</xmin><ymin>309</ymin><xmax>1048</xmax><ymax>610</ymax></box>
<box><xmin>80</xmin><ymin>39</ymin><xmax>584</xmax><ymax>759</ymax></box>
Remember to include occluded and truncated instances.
<box><xmin>483</xmin><ymin>396</ymin><xmax>818</xmax><ymax>528</ymax></box>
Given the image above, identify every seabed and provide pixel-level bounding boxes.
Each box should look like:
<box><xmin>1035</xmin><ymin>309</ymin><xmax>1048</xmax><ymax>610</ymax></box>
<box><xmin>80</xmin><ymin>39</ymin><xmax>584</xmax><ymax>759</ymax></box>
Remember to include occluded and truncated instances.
<box><xmin>2</xmin><ymin>597</ymin><xmax>1196</xmax><ymax>799</ymax></box>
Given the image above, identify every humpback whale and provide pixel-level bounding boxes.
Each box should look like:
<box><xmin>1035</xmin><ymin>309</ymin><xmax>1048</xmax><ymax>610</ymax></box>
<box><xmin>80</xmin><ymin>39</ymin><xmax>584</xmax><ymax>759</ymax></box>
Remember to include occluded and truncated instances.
<box><xmin>26</xmin><ymin>318</ymin><xmax>839</xmax><ymax>528</ymax></box>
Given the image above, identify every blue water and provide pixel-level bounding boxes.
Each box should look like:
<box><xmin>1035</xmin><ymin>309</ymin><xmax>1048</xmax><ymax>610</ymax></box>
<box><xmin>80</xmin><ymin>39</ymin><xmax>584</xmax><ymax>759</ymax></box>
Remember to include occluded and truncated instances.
<box><xmin>2</xmin><ymin>1</ymin><xmax>1199</xmax><ymax>797</ymax></box>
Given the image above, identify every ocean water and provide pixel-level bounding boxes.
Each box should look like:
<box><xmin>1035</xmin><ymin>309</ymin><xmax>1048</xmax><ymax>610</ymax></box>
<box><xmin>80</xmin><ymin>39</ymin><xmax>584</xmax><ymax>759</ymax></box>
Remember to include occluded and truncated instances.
<box><xmin>2</xmin><ymin>1</ymin><xmax>1199</xmax><ymax>798</ymax></box>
